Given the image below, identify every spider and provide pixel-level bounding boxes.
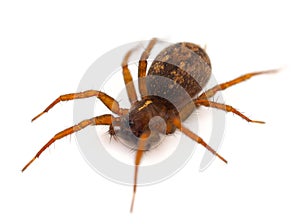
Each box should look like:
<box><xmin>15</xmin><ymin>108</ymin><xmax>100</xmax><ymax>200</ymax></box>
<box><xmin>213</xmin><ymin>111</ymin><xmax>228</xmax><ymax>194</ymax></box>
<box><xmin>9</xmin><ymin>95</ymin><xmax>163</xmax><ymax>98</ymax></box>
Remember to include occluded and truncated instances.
<box><xmin>22</xmin><ymin>38</ymin><xmax>278</xmax><ymax>212</ymax></box>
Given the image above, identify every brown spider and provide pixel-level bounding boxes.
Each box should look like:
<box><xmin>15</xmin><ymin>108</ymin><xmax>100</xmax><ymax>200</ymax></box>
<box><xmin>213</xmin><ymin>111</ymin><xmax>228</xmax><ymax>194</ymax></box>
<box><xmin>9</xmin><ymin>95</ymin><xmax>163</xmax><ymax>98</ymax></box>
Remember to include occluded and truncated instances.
<box><xmin>22</xmin><ymin>38</ymin><xmax>278</xmax><ymax>212</ymax></box>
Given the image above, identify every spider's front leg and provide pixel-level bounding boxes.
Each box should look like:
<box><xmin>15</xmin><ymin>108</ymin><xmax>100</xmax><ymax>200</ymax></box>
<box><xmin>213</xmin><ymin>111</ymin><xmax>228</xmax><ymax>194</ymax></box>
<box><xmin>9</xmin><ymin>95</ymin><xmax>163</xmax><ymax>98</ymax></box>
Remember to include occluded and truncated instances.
<box><xmin>32</xmin><ymin>90</ymin><xmax>127</xmax><ymax>121</ymax></box>
<box><xmin>138</xmin><ymin>38</ymin><xmax>158</xmax><ymax>99</ymax></box>
<box><xmin>22</xmin><ymin>114</ymin><xmax>118</xmax><ymax>172</ymax></box>
<box><xmin>121</xmin><ymin>38</ymin><xmax>158</xmax><ymax>104</ymax></box>
<box><xmin>122</xmin><ymin>48</ymin><xmax>139</xmax><ymax>104</ymax></box>
<box><xmin>130</xmin><ymin>132</ymin><xmax>149</xmax><ymax>213</ymax></box>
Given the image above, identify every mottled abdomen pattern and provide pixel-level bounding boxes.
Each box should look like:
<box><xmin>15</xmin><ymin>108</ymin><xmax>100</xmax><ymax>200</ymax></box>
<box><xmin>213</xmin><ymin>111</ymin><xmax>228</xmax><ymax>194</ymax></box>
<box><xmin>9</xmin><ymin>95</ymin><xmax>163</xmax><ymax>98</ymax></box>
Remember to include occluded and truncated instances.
<box><xmin>147</xmin><ymin>42</ymin><xmax>212</xmax><ymax>108</ymax></box>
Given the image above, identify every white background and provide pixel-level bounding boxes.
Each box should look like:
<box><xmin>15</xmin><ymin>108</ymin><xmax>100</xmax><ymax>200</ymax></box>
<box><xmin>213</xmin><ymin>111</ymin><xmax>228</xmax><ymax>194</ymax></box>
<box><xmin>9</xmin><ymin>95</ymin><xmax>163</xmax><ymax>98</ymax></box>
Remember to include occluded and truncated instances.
<box><xmin>1</xmin><ymin>0</ymin><xmax>299</xmax><ymax>223</ymax></box>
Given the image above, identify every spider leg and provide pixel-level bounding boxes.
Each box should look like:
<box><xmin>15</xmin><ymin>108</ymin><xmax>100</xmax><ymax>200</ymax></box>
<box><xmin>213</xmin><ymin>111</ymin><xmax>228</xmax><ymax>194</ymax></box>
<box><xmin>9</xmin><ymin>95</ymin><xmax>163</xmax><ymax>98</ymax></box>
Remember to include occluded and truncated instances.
<box><xmin>138</xmin><ymin>38</ymin><xmax>158</xmax><ymax>99</ymax></box>
<box><xmin>198</xmin><ymin>69</ymin><xmax>279</xmax><ymax>100</ymax></box>
<box><xmin>173</xmin><ymin>118</ymin><xmax>227</xmax><ymax>164</ymax></box>
<box><xmin>32</xmin><ymin>90</ymin><xmax>128</xmax><ymax>121</ymax></box>
<box><xmin>122</xmin><ymin>48</ymin><xmax>139</xmax><ymax>104</ymax></box>
<box><xmin>22</xmin><ymin>114</ymin><xmax>115</xmax><ymax>172</ymax></box>
<box><xmin>195</xmin><ymin>99</ymin><xmax>265</xmax><ymax>124</ymax></box>
<box><xmin>130</xmin><ymin>132</ymin><xmax>149</xmax><ymax>213</ymax></box>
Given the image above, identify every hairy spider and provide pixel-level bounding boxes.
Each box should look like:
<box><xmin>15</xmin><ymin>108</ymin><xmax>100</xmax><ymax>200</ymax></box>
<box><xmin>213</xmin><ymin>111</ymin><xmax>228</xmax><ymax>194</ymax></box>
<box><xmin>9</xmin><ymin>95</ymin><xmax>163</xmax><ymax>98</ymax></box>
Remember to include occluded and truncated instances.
<box><xmin>22</xmin><ymin>38</ymin><xmax>278</xmax><ymax>212</ymax></box>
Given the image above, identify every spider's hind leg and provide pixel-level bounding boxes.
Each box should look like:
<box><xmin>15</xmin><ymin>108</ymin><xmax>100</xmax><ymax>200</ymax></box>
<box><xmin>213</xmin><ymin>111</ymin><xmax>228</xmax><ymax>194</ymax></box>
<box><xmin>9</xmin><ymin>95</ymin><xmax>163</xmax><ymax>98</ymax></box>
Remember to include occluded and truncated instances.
<box><xmin>197</xmin><ymin>69</ymin><xmax>279</xmax><ymax>100</ymax></box>
<box><xmin>194</xmin><ymin>99</ymin><xmax>265</xmax><ymax>124</ymax></box>
<box><xmin>193</xmin><ymin>69</ymin><xmax>279</xmax><ymax>124</ymax></box>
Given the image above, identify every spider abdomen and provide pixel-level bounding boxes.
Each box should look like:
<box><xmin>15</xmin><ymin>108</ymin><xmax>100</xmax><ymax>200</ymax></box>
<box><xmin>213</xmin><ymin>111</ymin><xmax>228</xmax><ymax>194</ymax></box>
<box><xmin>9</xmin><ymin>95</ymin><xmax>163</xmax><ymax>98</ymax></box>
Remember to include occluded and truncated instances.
<box><xmin>144</xmin><ymin>42</ymin><xmax>211</xmax><ymax>121</ymax></box>
<box><xmin>147</xmin><ymin>42</ymin><xmax>211</xmax><ymax>108</ymax></box>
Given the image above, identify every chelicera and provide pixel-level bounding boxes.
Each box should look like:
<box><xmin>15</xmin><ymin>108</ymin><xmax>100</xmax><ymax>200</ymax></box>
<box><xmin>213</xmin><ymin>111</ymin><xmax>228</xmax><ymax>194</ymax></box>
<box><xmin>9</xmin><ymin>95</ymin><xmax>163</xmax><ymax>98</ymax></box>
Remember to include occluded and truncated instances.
<box><xmin>22</xmin><ymin>38</ymin><xmax>278</xmax><ymax>212</ymax></box>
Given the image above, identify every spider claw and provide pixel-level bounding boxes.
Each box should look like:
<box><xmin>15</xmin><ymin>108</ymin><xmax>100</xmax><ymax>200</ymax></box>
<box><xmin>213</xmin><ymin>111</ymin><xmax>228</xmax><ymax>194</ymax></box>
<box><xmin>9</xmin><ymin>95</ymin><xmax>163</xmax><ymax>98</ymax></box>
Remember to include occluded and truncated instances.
<box><xmin>21</xmin><ymin>157</ymin><xmax>37</xmax><ymax>172</ymax></box>
<box><xmin>130</xmin><ymin>191</ymin><xmax>136</xmax><ymax>213</ymax></box>
<box><xmin>252</xmin><ymin>120</ymin><xmax>265</xmax><ymax>124</ymax></box>
<box><xmin>216</xmin><ymin>153</ymin><xmax>228</xmax><ymax>164</ymax></box>
<box><xmin>31</xmin><ymin>112</ymin><xmax>45</xmax><ymax>122</ymax></box>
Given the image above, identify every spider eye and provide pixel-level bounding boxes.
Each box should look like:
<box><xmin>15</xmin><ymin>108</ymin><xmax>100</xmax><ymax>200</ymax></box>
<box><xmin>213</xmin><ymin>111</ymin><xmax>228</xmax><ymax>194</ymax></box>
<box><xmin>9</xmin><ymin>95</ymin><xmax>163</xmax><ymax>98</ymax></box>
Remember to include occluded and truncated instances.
<box><xmin>128</xmin><ymin>120</ymin><xmax>134</xmax><ymax>127</ymax></box>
